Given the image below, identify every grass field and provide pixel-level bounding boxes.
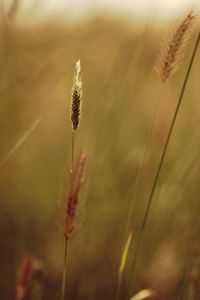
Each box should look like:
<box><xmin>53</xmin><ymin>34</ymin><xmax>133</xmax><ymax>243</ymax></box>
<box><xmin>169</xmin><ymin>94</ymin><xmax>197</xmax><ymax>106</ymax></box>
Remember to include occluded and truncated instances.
<box><xmin>0</xmin><ymin>10</ymin><xmax>200</xmax><ymax>300</ymax></box>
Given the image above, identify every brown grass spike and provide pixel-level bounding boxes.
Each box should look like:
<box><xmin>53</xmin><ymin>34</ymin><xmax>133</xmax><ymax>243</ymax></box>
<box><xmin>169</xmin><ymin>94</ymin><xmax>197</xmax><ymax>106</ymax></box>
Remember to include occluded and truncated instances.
<box><xmin>60</xmin><ymin>60</ymin><xmax>83</xmax><ymax>300</ymax></box>
<box><xmin>71</xmin><ymin>60</ymin><xmax>82</xmax><ymax>131</ymax></box>
<box><xmin>155</xmin><ymin>11</ymin><xmax>196</xmax><ymax>82</ymax></box>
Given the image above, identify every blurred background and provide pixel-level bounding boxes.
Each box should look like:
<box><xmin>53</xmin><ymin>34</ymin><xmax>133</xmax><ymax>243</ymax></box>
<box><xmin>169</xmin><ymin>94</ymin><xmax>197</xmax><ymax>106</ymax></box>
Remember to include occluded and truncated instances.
<box><xmin>0</xmin><ymin>0</ymin><xmax>200</xmax><ymax>299</ymax></box>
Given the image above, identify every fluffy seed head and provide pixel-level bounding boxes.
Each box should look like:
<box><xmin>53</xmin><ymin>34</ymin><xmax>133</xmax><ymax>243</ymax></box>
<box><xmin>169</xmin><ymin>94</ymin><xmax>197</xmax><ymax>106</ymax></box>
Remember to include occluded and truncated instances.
<box><xmin>155</xmin><ymin>11</ymin><xmax>196</xmax><ymax>82</ymax></box>
<box><xmin>71</xmin><ymin>60</ymin><xmax>82</xmax><ymax>130</ymax></box>
<box><xmin>65</xmin><ymin>152</ymin><xmax>86</xmax><ymax>239</ymax></box>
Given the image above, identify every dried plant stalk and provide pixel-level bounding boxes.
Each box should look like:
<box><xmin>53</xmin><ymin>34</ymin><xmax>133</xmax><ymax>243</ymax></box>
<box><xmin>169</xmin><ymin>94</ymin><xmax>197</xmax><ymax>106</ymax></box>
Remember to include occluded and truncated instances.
<box><xmin>155</xmin><ymin>11</ymin><xmax>196</xmax><ymax>82</ymax></box>
<box><xmin>71</xmin><ymin>60</ymin><xmax>82</xmax><ymax>131</ymax></box>
<box><xmin>60</xmin><ymin>60</ymin><xmax>84</xmax><ymax>300</ymax></box>
<box><xmin>119</xmin><ymin>232</ymin><xmax>133</xmax><ymax>275</ymax></box>
<box><xmin>126</xmin><ymin>31</ymin><xmax>200</xmax><ymax>298</ymax></box>
<box><xmin>60</xmin><ymin>152</ymin><xmax>86</xmax><ymax>300</ymax></box>
<box><xmin>16</xmin><ymin>256</ymin><xmax>33</xmax><ymax>300</ymax></box>
<box><xmin>64</xmin><ymin>152</ymin><xmax>86</xmax><ymax>240</ymax></box>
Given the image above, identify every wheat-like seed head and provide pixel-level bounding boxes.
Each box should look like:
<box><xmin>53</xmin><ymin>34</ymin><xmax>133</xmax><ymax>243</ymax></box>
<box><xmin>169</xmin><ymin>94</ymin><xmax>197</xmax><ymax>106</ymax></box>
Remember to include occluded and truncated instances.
<box><xmin>64</xmin><ymin>152</ymin><xmax>86</xmax><ymax>240</ymax></box>
<box><xmin>155</xmin><ymin>11</ymin><xmax>197</xmax><ymax>82</ymax></box>
<box><xmin>71</xmin><ymin>60</ymin><xmax>82</xmax><ymax>131</ymax></box>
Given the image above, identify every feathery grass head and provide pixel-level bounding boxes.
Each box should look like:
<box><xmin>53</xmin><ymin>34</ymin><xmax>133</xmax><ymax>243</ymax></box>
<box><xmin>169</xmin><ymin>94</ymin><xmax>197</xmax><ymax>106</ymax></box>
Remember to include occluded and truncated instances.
<box><xmin>64</xmin><ymin>152</ymin><xmax>86</xmax><ymax>240</ymax></box>
<box><xmin>155</xmin><ymin>11</ymin><xmax>197</xmax><ymax>82</ymax></box>
<box><xmin>71</xmin><ymin>60</ymin><xmax>82</xmax><ymax>131</ymax></box>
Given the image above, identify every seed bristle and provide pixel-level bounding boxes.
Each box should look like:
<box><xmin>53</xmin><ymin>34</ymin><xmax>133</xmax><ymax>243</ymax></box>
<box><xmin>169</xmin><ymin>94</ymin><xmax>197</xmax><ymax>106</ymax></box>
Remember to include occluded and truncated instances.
<box><xmin>64</xmin><ymin>152</ymin><xmax>86</xmax><ymax>240</ymax></box>
<box><xmin>155</xmin><ymin>11</ymin><xmax>197</xmax><ymax>82</ymax></box>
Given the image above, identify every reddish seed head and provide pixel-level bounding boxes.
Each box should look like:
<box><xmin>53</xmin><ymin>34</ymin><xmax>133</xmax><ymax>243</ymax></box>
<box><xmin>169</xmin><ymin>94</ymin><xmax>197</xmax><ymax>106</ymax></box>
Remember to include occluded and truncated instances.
<box><xmin>65</xmin><ymin>152</ymin><xmax>86</xmax><ymax>240</ymax></box>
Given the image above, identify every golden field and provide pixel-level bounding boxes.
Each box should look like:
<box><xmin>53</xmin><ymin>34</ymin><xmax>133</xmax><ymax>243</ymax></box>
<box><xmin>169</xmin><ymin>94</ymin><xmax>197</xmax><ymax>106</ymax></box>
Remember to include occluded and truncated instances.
<box><xmin>0</xmin><ymin>10</ymin><xmax>200</xmax><ymax>300</ymax></box>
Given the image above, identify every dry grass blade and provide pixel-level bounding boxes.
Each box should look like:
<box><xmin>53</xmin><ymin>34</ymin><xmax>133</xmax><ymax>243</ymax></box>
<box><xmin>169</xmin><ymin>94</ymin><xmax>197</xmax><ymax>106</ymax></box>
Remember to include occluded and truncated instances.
<box><xmin>71</xmin><ymin>60</ymin><xmax>82</xmax><ymax>131</ymax></box>
<box><xmin>0</xmin><ymin>116</ymin><xmax>42</xmax><ymax>169</ymax></box>
<box><xmin>116</xmin><ymin>233</ymin><xmax>133</xmax><ymax>300</ymax></box>
<box><xmin>126</xmin><ymin>31</ymin><xmax>200</xmax><ymax>298</ymax></box>
<box><xmin>119</xmin><ymin>232</ymin><xmax>133</xmax><ymax>275</ymax></box>
<box><xmin>155</xmin><ymin>11</ymin><xmax>196</xmax><ymax>82</ymax></box>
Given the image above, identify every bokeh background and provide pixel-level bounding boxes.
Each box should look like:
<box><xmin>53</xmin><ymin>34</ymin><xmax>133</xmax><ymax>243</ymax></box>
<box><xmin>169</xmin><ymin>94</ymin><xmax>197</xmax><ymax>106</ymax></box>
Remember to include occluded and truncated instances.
<box><xmin>0</xmin><ymin>0</ymin><xmax>200</xmax><ymax>299</ymax></box>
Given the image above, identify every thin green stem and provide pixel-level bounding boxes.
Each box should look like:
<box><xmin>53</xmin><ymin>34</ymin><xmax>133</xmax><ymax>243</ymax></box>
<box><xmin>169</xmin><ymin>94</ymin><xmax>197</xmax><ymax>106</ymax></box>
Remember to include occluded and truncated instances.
<box><xmin>126</xmin><ymin>32</ymin><xmax>200</xmax><ymax>299</ymax></box>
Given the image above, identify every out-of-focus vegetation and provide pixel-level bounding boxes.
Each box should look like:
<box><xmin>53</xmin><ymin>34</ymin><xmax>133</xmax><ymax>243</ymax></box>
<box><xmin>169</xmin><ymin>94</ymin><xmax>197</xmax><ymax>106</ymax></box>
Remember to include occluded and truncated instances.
<box><xmin>0</xmin><ymin>4</ymin><xmax>200</xmax><ymax>300</ymax></box>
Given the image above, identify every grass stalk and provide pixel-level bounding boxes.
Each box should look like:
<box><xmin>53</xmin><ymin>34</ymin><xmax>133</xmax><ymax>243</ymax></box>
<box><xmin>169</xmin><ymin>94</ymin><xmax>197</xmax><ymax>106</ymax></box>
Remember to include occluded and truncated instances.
<box><xmin>126</xmin><ymin>31</ymin><xmax>200</xmax><ymax>298</ymax></box>
<box><xmin>60</xmin><ymin>239</ymin><xmax>68</xmax><ymax>300</ymax></box>
<box><xmin>116</xmin><ymin>89</ymin><xmax>164</xmax><ymax>300</ymax></box>
<box><xmin>60</xmin><ymin>130</ymin><xmax>75</xmax><ymax>300</ymax></box>
<box><xmin>60</xmin><ymin>130</ymin><xmax>76</xmax><ymax>300</ymax></box>
<box><xmin>142</xmin><ymin>31</ymin><xmax>200</xmax><ymax>230</ymax></box>
<box><xmin>60</xmin><ymin>59</ymin><xmax>82</xmax><ymax>300</ymax></box>
<box><xmin>71</xmin><ymin>131</ymin><xmax>75</xmax><ymax>174</ymax></box>
<box><xmin>116</xmin><ymin>232</ymin><xmax>133</xmax><ymax>300</ymax></box>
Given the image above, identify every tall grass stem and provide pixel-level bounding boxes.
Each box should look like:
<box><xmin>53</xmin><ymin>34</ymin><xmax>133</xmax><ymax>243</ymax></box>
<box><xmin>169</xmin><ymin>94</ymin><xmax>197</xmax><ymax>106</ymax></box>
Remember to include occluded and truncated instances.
<box><xmin>60</xmin><ymin>240</ymin><xmax>68</xmax><ymax>300</ymax></box>
<box><xmin>142</xmin><ymin>32</ymin><xmax>200</xmax><ymax>230</ymax></box>
<box><xmin>60</xmin><ymin>130</ymin><xmax>76</xmax><ymax>300</ymax></box>
<box><xmin>127</xmin><ymin>32</ymin><xmax>200</xmax><ymax>299</ymax></box>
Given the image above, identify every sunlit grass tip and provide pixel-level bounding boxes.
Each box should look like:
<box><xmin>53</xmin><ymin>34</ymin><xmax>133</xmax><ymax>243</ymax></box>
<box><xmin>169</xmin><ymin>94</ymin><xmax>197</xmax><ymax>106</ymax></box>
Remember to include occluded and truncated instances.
<box><xmin>155</xmin><ymin>11</ymin><xmax>197</xmax><ymax>82</ymax></box>
<box><xmin>119</xmin><ymin>232</ymin><xmax>133</xmax><ymax>275</ymax></box>
<box><xmin>71</xmin><ymin>60</ymin><xmax>82</xmax><ymax>131</ymax></box>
